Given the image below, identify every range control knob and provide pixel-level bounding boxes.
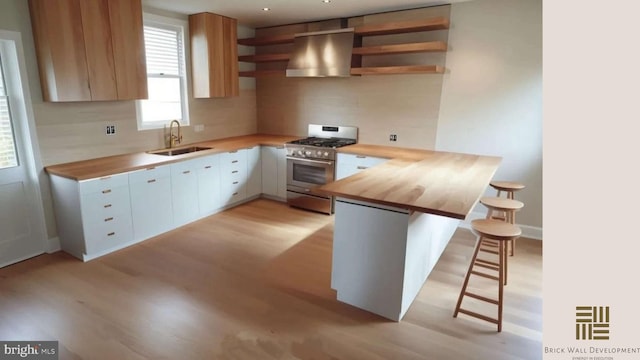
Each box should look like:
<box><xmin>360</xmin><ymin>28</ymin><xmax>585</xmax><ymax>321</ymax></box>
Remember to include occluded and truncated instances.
<box><xmin>316</xmin><ymin>150</ymin><xmax>322</xmax><ymax>156</ymax></box>
<box><xmin>297</xmin><ymin>150</ymin><xmax>304</xmax><ymax>156</ymax></box>
<box><xmin>305</xmin><ymin>151</ymin><xmax>312</xmax><ymax>156</ymax></box>
<box><xmin>324</xmin><ymin>152</ymin><xmax>329</xmax><ymax>157</ymax></box>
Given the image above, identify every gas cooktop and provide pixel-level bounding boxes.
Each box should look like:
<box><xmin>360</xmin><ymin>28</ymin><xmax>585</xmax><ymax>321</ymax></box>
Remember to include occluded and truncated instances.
<box><xmin>287</xmin><ymin>136</ymin><xmax>356</xmax><ymax>148</ymax></box>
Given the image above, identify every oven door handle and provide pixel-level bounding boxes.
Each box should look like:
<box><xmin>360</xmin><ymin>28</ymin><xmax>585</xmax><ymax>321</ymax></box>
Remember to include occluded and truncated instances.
<box><xmin>288</xmin><ymin>158</ymin><xmax>334</xmax><ymax>166</ymax></box>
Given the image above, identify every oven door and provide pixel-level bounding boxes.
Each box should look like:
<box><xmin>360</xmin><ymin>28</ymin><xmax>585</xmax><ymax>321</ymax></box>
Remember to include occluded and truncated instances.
<box><xmin>287</xmin><ymin>157</ymin><xmax>335</xmax><ymax>190</ymax></box>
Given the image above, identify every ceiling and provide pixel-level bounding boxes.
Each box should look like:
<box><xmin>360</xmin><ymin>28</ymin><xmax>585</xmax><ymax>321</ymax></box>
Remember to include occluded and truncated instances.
<box><xmin>141</xmin><ymin>0</ymin><xmax>471</xmax><ymax>28</ymax></box>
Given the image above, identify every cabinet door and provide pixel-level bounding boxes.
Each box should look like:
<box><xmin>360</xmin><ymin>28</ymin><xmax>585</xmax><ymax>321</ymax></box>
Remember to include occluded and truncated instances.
<box><xmin>129</xmin><ymin>166</ymin><xmax>173</xmax><ymax>241</ymax></box>
<box><xmin>276</xmin><ymin>147</ymin><xmax>288</xmax><ymax>199</ymax></box>
<box><xmin>78</xmin><ymin>0</ymin><xmax>118</xmax><ymax>100</ymax></box>
<box><xmin>28</xmin><ymin>0</ymin><xmax>91</xmax><ymax>102</ymax></box>
<box><xmin>189</xmin><ymin>12</ymin><xmax>238</xmax><ymax>98</ymax></box>
<box><xmin>171</xmin><ymin>159</ymin><xmax>200</xmax><ymax>227</ymax></box>
<box><xmin>246</xmin><ymin>146</ymin><xmax>262</xmax><ymax>198</ymax></box>
<box><xmin>108</xmin><ymin>0</ymin><xmax>148</xmax><ymax>100</ymax></box>
<box><xmin>197</xmin><ymin>154</ymin><xmax>221</xmax><ymax>216</ymax></box>
<box><xmin>261</xmin><ymin>146</ymin><xmax>278</xmax><ymax>197</ymax></box>
<box><xmin>222</xmin><ymin>16</ymin><xmax>239</xmax><ymax>96</ymax></box>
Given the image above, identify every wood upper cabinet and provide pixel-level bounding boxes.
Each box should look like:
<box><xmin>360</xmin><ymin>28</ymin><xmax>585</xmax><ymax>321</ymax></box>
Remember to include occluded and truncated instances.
<box><xmin>189</xmin><ymin>12</ymin><xmax>239</xmax><ymax>98</ymax></box>
<box><xmin>107</xmin><ymin>0</ymin><xmax>148</xmax><ymax>100</ymax></box>
<box><xmin>28</xmin><ymin>0</ymin><xmax>147</xmax><ymax>102</ymax></box>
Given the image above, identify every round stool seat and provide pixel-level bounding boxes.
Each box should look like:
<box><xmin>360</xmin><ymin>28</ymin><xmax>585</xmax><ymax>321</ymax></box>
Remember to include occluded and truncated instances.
<box><xmin>490</xmin><ymin>181</ymin><xmax>525</xmax><ymax>192</ymax></box>
<box><xmin>480</xmin><ymin>197</ymin><xmax>524</xmax><ymax>212</ymax></box>
<box><xmin>471</xmin><ymin>219</ymin><xmax>521</xmax><ymax>241</ymax></box>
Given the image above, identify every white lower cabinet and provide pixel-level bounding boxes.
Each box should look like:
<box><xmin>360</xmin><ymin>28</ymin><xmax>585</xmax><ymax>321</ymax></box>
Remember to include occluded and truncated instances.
<box><xmin>129</xmin><ymin>165</ymin><xmax>173</xmax><ymax>241</ymax></box>
<box><xmin>220</xmin><ymin>149</ymin><xmax>247</xmax><ymax>206</ymax></box>
<box><xmin>246</xmin><ymin>146</ymin><xmax>262</xmax><ymax>198</ymax></box>
<box><xmin>50</xmin><ymin>172</ymin><xmax>134</xmax><ymax>261</ymax></box>
<box><xmin>197</xmin><ymin>154</ymin><xmax>221</xmax><ymax>216</ymax></box>
<box><xmin>50</xmin><ymin>144</ymin><xmax>293</xmax><ymax>261</ymax></box>
<box><xmin>336</xmin><ymin>153</ymin><xmax>388</xmax><ymax>180</ymax></box>
<box><xmin>261</xmin><ymin>145</ymin><xmax>287</xmax><ymax>200</ymax></box>
<box><xmin>171</xmin><ymin>158</ymin><xmax>200</xmax><ymax>227</ymax></box>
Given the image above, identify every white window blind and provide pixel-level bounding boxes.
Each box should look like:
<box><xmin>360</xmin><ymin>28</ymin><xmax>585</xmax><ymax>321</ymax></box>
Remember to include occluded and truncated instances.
<box><xmin>0</xmin><ymin>54</ymin><xmax>18</xmax><ymax>169</ymax></box>
<box><xmin>137</xmin><ymin>20</ymin><xmax>189</xmax><ymax>129</ymax></box>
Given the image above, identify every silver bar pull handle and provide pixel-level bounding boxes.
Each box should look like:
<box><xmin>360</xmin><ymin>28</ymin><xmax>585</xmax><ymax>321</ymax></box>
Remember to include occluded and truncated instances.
<box><xmin>102</xmin><ymin>189</ymin><xmax>111</xmax><ymax>194</ymax></box>
<box><xmin>357</xmin><ymin>166</ymin><xmax>368</xmax><ymax>170</ymax></box>
<box><xmin>147</xmin><ymin>179</ymin><xmax>156</xmax><ymax>183</ymax></box>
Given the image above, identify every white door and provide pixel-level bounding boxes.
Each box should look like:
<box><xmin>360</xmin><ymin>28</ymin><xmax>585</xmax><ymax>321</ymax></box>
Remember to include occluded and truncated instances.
<box><xmin>0</xmin><ymin>33</ymin><xmax>48</xmax><ymax>267</ymax></box>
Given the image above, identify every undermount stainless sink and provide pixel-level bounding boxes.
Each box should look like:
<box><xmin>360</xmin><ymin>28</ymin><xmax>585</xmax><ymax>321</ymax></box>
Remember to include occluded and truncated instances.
<box><xmin>148</xmin><ymin>146</ymin><xmax>212</xmax><ymax>156</ymax></box>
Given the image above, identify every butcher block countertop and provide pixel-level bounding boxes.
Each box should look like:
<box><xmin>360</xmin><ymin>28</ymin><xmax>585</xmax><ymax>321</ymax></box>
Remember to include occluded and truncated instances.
<box><xmin>47</xmin><ymin>135</ymin><xmax>501</xmax><ymax>220</ymax></box>
<box><xmin>45</xmin><ymin>134</ymin><xmax>300</xmax><ymax>181</ymax></box>
<box><xmin>322</xmin><ymin>146</ymin><xmax>502</xmax><ymax>220</ymax></box>
<box><xmin>337</xmin><ymin>143</ymin><xmax>433</xmax><ymax>161</ymax></box>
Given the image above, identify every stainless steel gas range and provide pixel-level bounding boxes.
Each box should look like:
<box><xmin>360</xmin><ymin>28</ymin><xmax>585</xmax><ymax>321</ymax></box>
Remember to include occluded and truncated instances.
<box><xmin>285</xmin><ymin>124</ymin><xmax>358</xmax><ymax>214</ymax></box>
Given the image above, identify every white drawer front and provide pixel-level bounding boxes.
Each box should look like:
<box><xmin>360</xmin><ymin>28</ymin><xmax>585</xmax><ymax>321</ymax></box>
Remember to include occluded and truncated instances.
<box><xmin>81</xmin><ymin>186</ymin><xmax>131</xmax><ymax>226</ymax></box>
<box><xmin>220</xmin><ymin>149</ymin><xmax>246</xmax><ymax>166</ymax></box>
<box><xmin>79</xmin><ymin>173</ymin><xmax>129</xmax><ymax>195</ymax></box>
<box><xmin>128</xmin><ymin>165</ymin><xmax>171</xmax><ymax>184</ymax></box>
<box><xmin>171</xmin><ymin>157</ymin><xmax>200</xmax><ymax>175</ymax></box>
<box><xmin>197</xmin><ymin>154</ymin><xmax>220</xmax><ymax>169</ymax></box>
<box><xmin>338</xmin><ymin>153</ymin><xmax>388</xmax><ymax>168</ymax></box>
<box><xmin>84</xmin><ymin>215</ymin><xmax>133</xmax><ymax>255</ymax></box>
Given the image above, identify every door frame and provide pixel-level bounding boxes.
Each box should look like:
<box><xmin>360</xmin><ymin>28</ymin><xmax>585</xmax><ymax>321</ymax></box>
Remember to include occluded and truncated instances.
<box><xmin>0</xmin><ymin>29</ymin><xmax>48</xmax><ymax>266</ymax></box>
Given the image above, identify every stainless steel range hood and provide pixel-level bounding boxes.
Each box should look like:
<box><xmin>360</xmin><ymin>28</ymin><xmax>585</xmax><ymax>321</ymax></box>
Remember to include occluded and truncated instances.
<box><xmin>286</xmin><ymin>28</ymin><xmax>355</xmax><ymax>78</ymax></box>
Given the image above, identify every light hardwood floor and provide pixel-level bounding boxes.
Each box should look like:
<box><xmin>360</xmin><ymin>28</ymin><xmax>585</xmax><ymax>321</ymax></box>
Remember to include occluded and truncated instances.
<box><xmin>0</xmin><ymin>199</ymin><xmax>542</xmax><ymax>359</ymax></box>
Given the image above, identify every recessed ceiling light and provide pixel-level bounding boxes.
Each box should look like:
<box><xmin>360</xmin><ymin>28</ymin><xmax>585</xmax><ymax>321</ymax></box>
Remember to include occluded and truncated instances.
<box><xmin>262</xmin><ymin>7</ymin><xmax>270</xmax><ymax>11</ymax></box>
<box><xmin>322</xmin><ymin>0</ymin><xmax>331</xmax><ymax>3</ymax></box>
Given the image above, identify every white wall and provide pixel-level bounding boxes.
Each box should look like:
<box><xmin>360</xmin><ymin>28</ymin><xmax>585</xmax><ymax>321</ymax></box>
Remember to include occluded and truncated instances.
<box><xmin>437</xmin><ymin>0</ymin><xmax>542</xmax><ymax>230</ymax></box>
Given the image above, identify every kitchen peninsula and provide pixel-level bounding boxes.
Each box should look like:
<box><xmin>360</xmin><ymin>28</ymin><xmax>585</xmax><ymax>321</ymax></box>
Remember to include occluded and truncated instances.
<box><xmin>320</xmin><ymin>145</ymin><xmax>501</xmax><ymax>321</ymax></box>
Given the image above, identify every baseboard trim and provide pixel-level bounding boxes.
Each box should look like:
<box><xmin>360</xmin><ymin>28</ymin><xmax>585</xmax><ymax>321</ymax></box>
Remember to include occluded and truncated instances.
<box><xmin>47</xmin><ymin>236</ymin><xmax>61</xmax><ymax>253</ymax></box>
<box><xmin>458</xmin><ymin>211</ymin><xmax>543</xmax><ymax>240</ymax></box>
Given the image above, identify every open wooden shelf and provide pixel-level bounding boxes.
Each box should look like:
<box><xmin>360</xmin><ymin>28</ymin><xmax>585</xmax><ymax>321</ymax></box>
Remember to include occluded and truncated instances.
<box><xmin>354</xmin><ymin>17</ymin><xmax>450</xmax><ymax>36</ymax></box>
<box><xmin>239</xmin><ymin>41</ymin><xmax>447</xmax><ymax>63</ymax></box>
<box><xmin>237</xmin><ymin>17</ymin><xmax>450</xmax><ymax>47</ymax></box>
<box><xmin>238</xmin><ymin>70</ymin><xmax>286</xmax><ymax>77</ymax></box>
<box><xmin>352</xmin><ymin>41</ymin><xmax>447</xmax><ymax>55</ymax></box>
<box><xmin>351</xmin><ymin>65</ymin><xmax>445</xmax><ymax>75</ymax></box>
<box><xmin>238</xmin><ymin>53</ymin><xmax>290</xmax><ymax>63</ymax></box>
<box><xmin>237</xmin><ymin>33</ymin><xmax>294</xmax><ymax>46</ymax></box>
<box><xmin>239</xmin><ymin>65</ymin><xmax>445</xmax><ymax>77</ymax></box>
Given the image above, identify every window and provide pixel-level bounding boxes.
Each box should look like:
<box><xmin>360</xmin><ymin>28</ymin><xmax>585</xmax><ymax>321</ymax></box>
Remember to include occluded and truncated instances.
<box><xmin>136</xmin><ymin>15</ymin><xmax>189</xmax><ymax>130</ymax></box>
<box><xmin>0</xmin><ymin>53</ymin><xmax>18</xmax><ymax>169</ymax></box>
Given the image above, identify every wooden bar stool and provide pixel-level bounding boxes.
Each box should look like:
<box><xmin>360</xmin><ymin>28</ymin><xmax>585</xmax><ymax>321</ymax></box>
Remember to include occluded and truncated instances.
<box><xmin>454</xmin><ymin>219</ymin><xmax>521</xmax><ymax>332</ymax></box>
<box><xmin>490</xmin><ymin>181</ymin><xmax>525</xmax><ymax>200</ymax></box>
<box><xmin>480</xmin><ymin>197</ymin><xmax>524</xmax><ymax>258</ymax></box>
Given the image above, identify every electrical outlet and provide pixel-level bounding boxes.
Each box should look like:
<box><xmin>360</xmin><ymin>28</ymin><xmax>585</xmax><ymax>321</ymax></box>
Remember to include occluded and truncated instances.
<box><xmin>106</xmin><ymin>125</ymin><xmax>116</xmax><ymax>136</ymax></box>
<box><xmin>389</xmin><ymin>134</ymin><xmax>397</xmax><ymax>142</ymax></box>
<box><xmin>194</xmin><ymin>124</ymin><xmax>204</xmax><ymax>132</ymax></box>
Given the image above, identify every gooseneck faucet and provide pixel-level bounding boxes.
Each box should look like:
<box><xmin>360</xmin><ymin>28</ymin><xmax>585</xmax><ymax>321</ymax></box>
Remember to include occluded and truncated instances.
<box><xmin>168</xmin><ymin>120</ymin><xmax>182</xmax><ymax>148</ymax></box>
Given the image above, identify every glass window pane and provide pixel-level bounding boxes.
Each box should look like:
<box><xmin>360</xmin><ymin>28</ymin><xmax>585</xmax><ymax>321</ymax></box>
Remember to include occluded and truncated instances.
<box><xmin>137</xmin><ymin>19</ymin><xmax>188</xmax><ymax>130</ymax></box>
<box><xmin>140</xmin><ymin>77</ymin><xmax>182</xmax><ymax>123</ymax></box>
<box><xmin>0</xmin><ymin>55</ymin><xmax>19</xmax><ymax>170</ymax></box>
